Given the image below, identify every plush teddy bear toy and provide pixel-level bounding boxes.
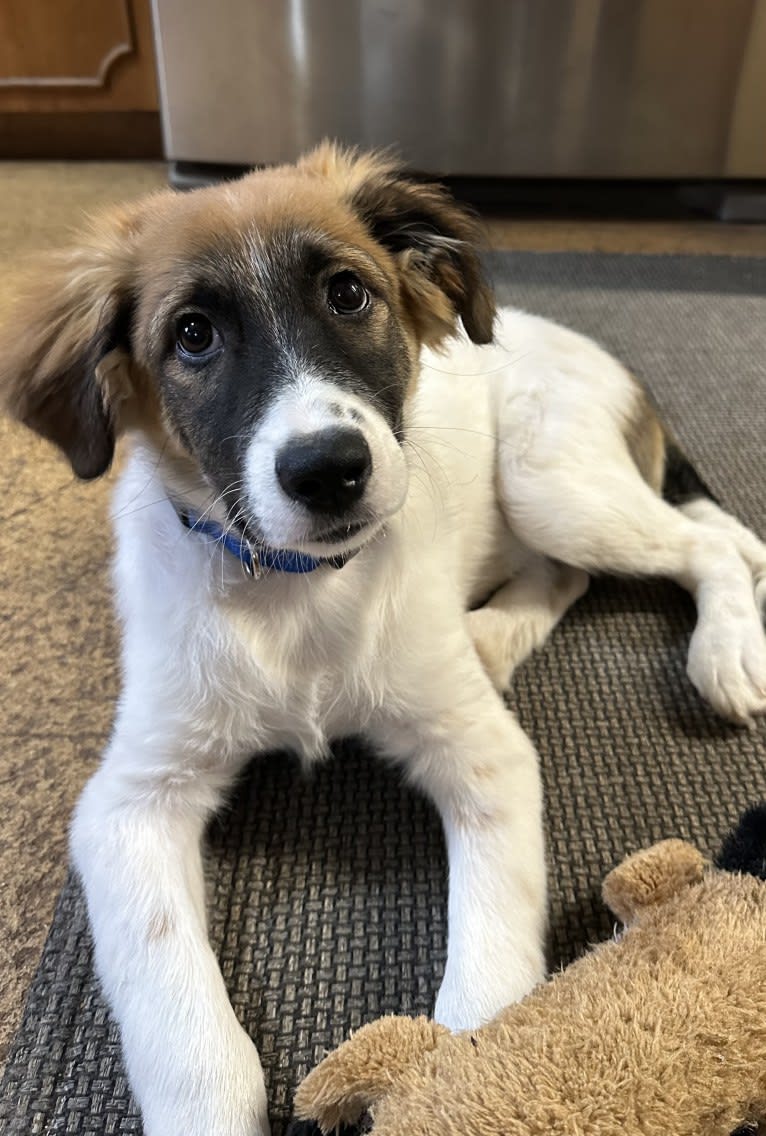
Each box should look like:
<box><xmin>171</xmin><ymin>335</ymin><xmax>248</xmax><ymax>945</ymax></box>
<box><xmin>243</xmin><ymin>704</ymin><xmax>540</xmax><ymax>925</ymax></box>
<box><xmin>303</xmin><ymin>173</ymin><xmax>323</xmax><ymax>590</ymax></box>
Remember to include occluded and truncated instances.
<box><xmin>292</xmin><ymin>806</ymin><xmax>766</xmax><ymax>1136</ymax></box>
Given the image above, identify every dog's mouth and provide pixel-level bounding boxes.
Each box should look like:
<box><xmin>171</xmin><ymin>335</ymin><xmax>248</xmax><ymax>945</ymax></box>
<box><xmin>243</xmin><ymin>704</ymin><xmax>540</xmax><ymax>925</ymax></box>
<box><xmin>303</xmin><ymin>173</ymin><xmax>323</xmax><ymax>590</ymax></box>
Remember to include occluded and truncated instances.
<box><xmin>313</xmin><ymin>518</ymin><xmax>371</xmax><ymax>544</ymax></box>
<box><xmin>236</xmin><ymin>510</ymin><xmax>382</xmax><ymax>562</ymax></box>
<box><xmin>296</xmin><ymin>514</ymin><xmax>385</xmax><ymax>559</ymax></box>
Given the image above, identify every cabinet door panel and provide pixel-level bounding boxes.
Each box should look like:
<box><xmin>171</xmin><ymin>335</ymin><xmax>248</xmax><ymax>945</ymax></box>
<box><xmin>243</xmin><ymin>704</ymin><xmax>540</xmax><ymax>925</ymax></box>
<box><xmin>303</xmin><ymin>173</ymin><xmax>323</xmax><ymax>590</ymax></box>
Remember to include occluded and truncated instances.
<box><xmin>0</xmin><ymin>0</ymin><xmax>158</xmax><ymax>112</ymax></box>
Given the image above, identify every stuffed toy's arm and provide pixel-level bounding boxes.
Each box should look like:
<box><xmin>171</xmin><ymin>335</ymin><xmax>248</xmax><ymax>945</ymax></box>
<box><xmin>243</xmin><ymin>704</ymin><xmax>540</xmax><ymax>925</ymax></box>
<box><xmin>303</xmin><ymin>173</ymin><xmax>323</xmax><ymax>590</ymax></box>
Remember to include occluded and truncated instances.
<box><xmin>294</xmin><ymin>1016</ymin><xmax>447</xmax><ymax>1133</ymax></box>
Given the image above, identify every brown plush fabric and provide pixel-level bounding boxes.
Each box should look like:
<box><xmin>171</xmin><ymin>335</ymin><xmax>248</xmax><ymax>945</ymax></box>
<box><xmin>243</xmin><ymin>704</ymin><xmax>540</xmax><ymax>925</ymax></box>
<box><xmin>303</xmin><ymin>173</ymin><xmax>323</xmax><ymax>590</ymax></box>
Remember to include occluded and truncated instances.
<box><xmin>601</xmin><ymin>839</ymin><xmax>705</xmax><ymax>922</ymax></box>
<box><xmin>295</xmin><ymin>840</ymin><xmax>766</xmax><ymax>1135</ymax></box>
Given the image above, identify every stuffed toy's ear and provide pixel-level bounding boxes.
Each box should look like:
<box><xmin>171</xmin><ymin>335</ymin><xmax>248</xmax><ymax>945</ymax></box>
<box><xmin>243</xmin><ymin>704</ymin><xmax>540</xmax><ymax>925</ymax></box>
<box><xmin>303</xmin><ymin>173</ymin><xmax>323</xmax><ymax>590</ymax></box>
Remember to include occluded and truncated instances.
<box><xmin>602</xmin><ymin>839</ymin><xmax>705</xmax><ymax>925</ymax></box>
<box><xmin>300</xmin><ymin>143</ymin><xmax>496</xmax><ymax>348</ymax></box>
<box><xmin>293</xmin><ymin>1015</ymin><xmax>447</xmax><ymax>1134</ymax></box>
<box><xmin>0</xmin><ymin>201</ymin><xmax>147</xmax><ymax>479</ymax></box>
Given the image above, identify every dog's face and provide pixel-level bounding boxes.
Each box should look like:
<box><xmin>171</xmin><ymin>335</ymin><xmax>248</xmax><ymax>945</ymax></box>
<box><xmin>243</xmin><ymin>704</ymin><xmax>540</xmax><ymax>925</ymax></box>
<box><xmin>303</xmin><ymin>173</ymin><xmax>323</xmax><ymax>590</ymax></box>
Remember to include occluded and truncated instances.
<box><xmin>1</xmin><ymin>145</ymin><xmax>495</xmax><ymax>557</ymax></box>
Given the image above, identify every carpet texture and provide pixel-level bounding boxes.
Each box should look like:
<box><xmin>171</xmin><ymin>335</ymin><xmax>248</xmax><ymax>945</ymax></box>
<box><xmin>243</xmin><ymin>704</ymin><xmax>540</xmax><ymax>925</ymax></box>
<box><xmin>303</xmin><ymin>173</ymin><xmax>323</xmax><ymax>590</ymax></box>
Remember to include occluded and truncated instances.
<box><xmin>1</xmin><ymin>251</ymin><xmax>765</xmax><ymax>1135</ymax></box>
<box><xmin>0</xmin><ymin>162</ymin><xmax>168</xmax><ymax>1066</ymax></box>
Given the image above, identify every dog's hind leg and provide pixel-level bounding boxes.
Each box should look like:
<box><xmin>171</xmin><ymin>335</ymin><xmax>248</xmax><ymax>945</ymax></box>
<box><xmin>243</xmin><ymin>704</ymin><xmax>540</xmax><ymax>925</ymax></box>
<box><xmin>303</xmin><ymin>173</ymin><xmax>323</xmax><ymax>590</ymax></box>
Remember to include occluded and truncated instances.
<box><xmin>467</xmin><ymin>555</ymin><xmax>589</xmax><ymax>692</ymax></box>
<box><xmin>498</xmin><ymin>454</ymin><xmax>766</xmax><ymax>724</ymax></box>
<box><xmin>679</xmin><ymin>496</ymin><xmax>766</xmax><ymax>611</ymax></box>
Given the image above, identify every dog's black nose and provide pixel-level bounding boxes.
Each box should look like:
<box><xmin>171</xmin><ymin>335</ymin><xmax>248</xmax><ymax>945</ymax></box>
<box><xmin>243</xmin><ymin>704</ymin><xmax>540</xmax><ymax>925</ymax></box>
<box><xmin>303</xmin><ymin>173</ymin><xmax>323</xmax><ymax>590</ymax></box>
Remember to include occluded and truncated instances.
<box><xmin>276</xmin><ymin>428</ymin><xmax>372</xmax><ymax>515</ymax></box>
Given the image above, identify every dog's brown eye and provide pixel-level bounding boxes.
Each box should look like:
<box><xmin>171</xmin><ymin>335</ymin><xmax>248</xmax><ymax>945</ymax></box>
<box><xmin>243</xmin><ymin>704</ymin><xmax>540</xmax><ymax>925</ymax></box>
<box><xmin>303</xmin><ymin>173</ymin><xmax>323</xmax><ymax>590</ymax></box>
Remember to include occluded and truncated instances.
<box><xmin>175</xmin><ymin>314</ymin><xmax>219</xmax><ymax>357</ymax></box>
<box><xmin>328</xmin><ymin>272</ymin><xmax>369</xmax><ymax>315</ymax></box>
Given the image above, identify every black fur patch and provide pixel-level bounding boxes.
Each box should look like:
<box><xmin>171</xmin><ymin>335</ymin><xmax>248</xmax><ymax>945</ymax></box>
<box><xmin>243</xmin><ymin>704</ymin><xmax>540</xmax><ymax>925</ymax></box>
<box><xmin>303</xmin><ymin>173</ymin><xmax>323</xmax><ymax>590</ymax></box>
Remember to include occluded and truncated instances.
<box><xmin>22</xmin><ymin>348</ymin><xmax>116</xmax><ymax>481</ymax></box>
<box><xmin>144</xmin><ymin>233</ymin><xmax>412</xmax><ymax>541</ymax></box>
<box><xmin>662</xmin><ymin>441</ymin><xmax>717</xmax><ymax>506</ymax></box>
<box><xmin>286</xmin><ymin>1119</ymin><xmax>371</xmax><ymax>1136</ymax></box>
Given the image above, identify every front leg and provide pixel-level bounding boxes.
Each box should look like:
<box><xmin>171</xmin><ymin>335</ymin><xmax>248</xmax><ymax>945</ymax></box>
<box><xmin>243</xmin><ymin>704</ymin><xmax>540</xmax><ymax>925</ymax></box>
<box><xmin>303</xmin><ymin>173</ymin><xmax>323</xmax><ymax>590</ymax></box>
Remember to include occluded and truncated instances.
<box><xmin>373</xmin><ymin>657</ymin><xmax>547</xmax><ymax>1030</ymax></box>
<box><xmin>71</xmin><ymin>740</ymin><xmax>269</xmax><ymax>1136</ymax></box>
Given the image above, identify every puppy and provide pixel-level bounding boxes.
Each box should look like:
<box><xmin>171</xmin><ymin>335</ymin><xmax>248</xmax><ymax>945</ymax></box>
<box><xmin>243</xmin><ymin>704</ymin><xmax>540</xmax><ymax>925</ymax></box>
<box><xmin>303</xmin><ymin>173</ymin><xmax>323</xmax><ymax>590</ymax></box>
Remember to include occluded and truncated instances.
<box><xmin>3</xmin><ymin>145</ymin><xmax>766</xmax><ymax>1136</ymax></box>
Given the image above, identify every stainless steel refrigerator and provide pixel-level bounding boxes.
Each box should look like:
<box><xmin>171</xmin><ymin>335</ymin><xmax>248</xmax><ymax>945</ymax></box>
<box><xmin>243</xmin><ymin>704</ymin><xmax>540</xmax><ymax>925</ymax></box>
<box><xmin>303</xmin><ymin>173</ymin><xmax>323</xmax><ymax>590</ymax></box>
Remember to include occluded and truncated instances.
<box><xmin>152</xmin><ymin>0</ymin><xmax>766</xmax><ymax>179</ymax></box>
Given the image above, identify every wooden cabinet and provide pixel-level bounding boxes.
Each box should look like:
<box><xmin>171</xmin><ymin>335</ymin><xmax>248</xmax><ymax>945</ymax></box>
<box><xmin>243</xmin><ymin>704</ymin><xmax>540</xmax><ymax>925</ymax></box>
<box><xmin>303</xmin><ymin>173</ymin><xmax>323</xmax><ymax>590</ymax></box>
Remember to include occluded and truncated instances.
<box><xmin>0</xmin><ymin>0</ymin><xmax>161</xmax><ymax>157</ymax></box>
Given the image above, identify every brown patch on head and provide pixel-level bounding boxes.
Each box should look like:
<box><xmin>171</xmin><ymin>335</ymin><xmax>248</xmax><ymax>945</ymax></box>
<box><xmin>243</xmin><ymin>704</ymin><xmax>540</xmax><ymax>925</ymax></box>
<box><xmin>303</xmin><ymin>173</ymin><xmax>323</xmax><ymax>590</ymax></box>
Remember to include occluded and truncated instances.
<box><xmin>624</xmin><ymin>383</ymin><xmax>666</xmax><ymax>492</ymax></box>
<box><xmin>2</xmin><ymin>144</ymin><xmax>495</xmax><ymax>486</ymax></box>
<box><xmin>296</xmin><ymin>143</ymin><xmax>496</xmax><ymax>346</ymax></box>
<box><xmin>133</xmin><ymin>142</ymin><xmax>495</xmax><ymax>350</ymax></box>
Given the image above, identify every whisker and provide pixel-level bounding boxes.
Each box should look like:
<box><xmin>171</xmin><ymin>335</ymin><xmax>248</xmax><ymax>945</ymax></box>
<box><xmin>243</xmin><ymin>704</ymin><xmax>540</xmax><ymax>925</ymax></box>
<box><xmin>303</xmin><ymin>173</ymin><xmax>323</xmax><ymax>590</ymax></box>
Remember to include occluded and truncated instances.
<box><xmin>402</xmin><ymin>438</ymin><xmax>444</xmax><ymax>513</ymax></box>
<box><xmin>404</xmin><ymin>431</ymin><xmax>478</xmax><ymax>463</ymax></box>
<box><xmin>112</xmin><ymin>495</ymin><xmax>175</xmax><ymax>521</ymax></box>
<box><xmin>182</xmin><ymin>479</ymin><xmax>246</xmax><ymax>539</ymax></box>
<box><xmin>405</xmin><ymin>424</ymin><xmax>527</xmax><ymax>453</ymax></box>
<box><xmin>221</xmin><ymin>501</ymin><xmax>248</xmax><ymax>585</ymax></box>
<box><xmin>112</xmin><ymin>437</ymin><xmax>172</xmax><ymax>522</ymax></box>
<box><xmin>218</xmin><ymin>432</ymin><xmax>253</xmax><ymax>448</ymax></box>
<box><xmin>111</xmin><ymin>471</ymin><xmax>221</xmax><ymax>523</ymax></box>
<box><xmin>420</xmin><ymin>347</ymin><xmax>533</xmax><ymax>379</ymax></box>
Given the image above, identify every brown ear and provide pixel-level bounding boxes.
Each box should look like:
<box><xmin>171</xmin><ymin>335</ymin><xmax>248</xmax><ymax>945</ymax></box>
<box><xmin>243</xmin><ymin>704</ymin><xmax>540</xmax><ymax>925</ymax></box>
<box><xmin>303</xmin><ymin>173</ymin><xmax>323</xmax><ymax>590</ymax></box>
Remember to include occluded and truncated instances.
<box><xmin>302</xmin><ymin>144</ymin><xmax>496</xmax><ymax>347</ymax></box>
<box><xmin>353</xmin><ymin>168</ymin><xmax>496</xmax><ymax>347</ymax></box>
<box><xmin>0</xmin><ymin>201</ymin><xmax>145</xmax><ymax>479</ymax></box>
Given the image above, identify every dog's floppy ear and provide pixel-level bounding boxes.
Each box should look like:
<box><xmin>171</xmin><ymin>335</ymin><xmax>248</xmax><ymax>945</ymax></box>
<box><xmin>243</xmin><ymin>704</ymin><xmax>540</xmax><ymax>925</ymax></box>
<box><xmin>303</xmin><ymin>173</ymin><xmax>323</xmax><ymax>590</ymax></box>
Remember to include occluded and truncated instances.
<box><xmin>302</xmin><ymin>144</ymin><xmax>496</xmax><ymax>347</ymax></box>
<box><xmin>0</xmin><ymin>201</ymin><xmax>146</xmax><ymax>479</ymax></box>
<box><xmin>352</xmin><ymin>161</ymin><xmax>496</xmax><ymax>347</ymax></box>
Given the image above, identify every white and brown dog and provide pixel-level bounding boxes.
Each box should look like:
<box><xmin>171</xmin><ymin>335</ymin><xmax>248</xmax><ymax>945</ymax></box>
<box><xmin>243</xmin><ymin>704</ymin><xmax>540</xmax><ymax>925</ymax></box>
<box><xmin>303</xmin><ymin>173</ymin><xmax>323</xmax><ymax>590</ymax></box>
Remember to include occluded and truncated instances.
<box><xmin>3</xmin><ymin>146</ymin><xmax>766</xmax><ymax>1136</ymax></box>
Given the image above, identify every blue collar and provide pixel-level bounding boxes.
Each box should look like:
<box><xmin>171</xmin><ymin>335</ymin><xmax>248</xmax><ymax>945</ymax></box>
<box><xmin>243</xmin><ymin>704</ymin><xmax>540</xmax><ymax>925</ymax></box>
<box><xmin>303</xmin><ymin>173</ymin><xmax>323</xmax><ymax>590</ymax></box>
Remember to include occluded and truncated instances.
<box><xmin>176</xmin><ymin>507</ymin><xmax>344</xmax><ymax>576</ymax></box>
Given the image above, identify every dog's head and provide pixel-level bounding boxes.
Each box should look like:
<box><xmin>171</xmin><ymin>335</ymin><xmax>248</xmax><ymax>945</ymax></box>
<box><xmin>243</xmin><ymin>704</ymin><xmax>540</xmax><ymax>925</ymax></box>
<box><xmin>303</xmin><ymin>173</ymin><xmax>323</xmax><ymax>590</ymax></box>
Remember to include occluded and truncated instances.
<box><xmin>1</xmin><ymin>144</ymin><xmax>495</xmax><ymax>558</ymax></box>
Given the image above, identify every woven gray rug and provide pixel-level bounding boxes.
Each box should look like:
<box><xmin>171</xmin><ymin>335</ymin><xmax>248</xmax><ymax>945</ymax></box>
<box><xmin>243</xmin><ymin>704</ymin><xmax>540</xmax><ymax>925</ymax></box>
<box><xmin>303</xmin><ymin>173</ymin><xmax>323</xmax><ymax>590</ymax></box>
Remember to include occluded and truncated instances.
<box><xmin>2</xmin><ymin>251</ymin><xmax>765</xmax><ymax>1135</ymax></box>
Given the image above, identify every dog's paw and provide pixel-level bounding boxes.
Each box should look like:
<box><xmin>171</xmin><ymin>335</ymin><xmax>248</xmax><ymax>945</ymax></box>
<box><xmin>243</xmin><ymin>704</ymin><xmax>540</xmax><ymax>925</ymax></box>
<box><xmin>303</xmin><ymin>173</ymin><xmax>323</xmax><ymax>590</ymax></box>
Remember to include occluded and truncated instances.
<box><xmin>139</xmin><ymin>1024</ymin><xmax>270</xmax><ymax>1136</ymax></box>
<box><xmin>467</xmin><ymin>607</ymin><xmax>515</xmax><ymax>692</ymax></box>
<box><xmin>468</xmin><ymin>564</ymin><xmax>589</xmax><ymax>693</ymax></box>
<box><xmin>687</xmin><ymin>618</ymin><xmax>766</xmax><ymax>725</ymax></box>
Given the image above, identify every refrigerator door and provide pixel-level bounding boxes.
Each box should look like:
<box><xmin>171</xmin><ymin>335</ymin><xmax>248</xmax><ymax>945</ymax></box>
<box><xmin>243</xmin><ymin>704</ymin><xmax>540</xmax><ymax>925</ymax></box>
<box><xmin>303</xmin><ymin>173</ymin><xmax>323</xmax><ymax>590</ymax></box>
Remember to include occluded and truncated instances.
<box><xmin>152</xmin><ymin>0</ymin><xmax>766</xmax><ymax>177</ymax></box>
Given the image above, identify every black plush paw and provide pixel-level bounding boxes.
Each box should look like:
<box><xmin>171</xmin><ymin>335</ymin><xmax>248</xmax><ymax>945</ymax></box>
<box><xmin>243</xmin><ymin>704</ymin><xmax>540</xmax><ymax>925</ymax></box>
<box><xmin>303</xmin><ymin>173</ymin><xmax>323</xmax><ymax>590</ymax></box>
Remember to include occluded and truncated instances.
<box><xmin>716</xmin><ymin>803</ymin><xmax>766</xmax><ymax>879</ymax></box>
